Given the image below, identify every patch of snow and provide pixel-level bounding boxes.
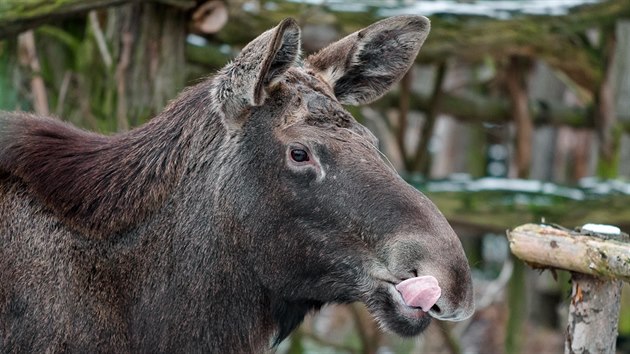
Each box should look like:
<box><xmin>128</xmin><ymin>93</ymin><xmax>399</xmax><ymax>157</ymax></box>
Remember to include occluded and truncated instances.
<box><xmin>186</xmin><ymin>34</ymin><xmax>208</xmax><ymax>47</ymax></box>
<box><xmin>582</xmin><ymin>223</ymin><xmax>621</xmax><ymax>235</ymax></box>
<box><xmin>288</xmin><ymin>0</ymin><xmax>604</xmax><ymax>18</ymax></box>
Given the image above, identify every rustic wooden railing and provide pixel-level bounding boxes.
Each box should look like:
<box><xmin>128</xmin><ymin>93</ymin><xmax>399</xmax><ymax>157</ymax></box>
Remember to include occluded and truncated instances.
<box><xmin>507</xmin><ymin>223</ymin><xmax>630</xmax><ymax>354</ymax></box>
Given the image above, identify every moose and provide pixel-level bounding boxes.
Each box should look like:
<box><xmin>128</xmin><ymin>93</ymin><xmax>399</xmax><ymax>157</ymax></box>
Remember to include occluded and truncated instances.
<box><xmin>0</xmin><ymin>16</ymin><xmax>474</xmax><ymax>352</ymax></box>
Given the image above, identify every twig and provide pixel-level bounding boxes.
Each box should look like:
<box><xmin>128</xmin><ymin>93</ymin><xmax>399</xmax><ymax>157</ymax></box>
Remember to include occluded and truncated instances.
<box><xmin>396</xmin><ymin>69</ymin><xmax>411</xmax><ymax>168</ymax></box>
<box><xmin>17</xmin><ymin>30</ymin><xmax>49</xmax><ymax>115</ymax></box>
<box><xmin>115</xmin><ymin>31</ymin><xmax>133</xmax><ymax>131</ymax></box>
<box><xmin>89</xmin><ymin>10</ymin><xmax>113</xmax><ymax>69</ymax></box>
<box><xmin>56</xmin><ymin>70</ymin><xmax>72</xmax><ymax>117</ymax></box>
<box><xmin>452</xmin><ymin>258</ymin><xmax>513</xmax><ymax>339</ymax></box>
<box><xmin>411</xmin><ymin>61</ymin><xmax>447</xmax><ymax>173</ymax></box>
<box><xmin>476</xmin><ymin>258</ymin><xmax>514</xmax><ymax>309</ymax></box>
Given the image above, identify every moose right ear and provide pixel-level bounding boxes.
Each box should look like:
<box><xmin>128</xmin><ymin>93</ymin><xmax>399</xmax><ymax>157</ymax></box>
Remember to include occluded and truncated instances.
<box><xmin>306</xmin><ymin>15</ymin><xmax>430</xmax><ymax>105</ymax></box>
<box><xmin>213</xmin><ymin>18</ymin><xmax>300</xmax><ymax>128</ymax></box>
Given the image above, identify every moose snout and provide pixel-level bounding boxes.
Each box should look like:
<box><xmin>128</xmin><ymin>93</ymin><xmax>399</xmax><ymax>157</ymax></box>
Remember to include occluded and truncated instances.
<box><xmin>386</xmin><ymin>233</ymin><xmax>475</xmax><ymax>322</ymax></box>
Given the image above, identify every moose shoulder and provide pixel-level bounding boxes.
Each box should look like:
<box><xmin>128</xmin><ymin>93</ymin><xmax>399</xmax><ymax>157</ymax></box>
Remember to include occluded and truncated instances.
<box><xmin>0</xmin><ymin>16</ymin><xmax>474</xmax><ymax>353</ymax></box>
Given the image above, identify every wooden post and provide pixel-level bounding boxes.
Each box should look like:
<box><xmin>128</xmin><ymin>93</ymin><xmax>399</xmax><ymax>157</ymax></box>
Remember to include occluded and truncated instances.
<box><xmin>565</xmin><ymin>273</ymin><xmax>622</xmax><ymax>354</ymax></box>
<box><xmin>507</xmin><ymin>224</ymin><xmax>629</xmax><ymax>354</ymax></box>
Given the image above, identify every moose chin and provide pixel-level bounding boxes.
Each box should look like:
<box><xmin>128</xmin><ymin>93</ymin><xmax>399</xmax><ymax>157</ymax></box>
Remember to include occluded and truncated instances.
<box><xmin>0</xmin><ymin>15</ymin><xmax>474</xmax><ymax>353</ymax></box>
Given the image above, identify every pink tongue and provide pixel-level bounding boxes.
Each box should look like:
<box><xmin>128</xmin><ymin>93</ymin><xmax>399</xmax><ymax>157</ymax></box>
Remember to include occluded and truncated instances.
<box><xmin>395</xmin><ymin>275</ymin><xmax>441</xmax><ymax>311</ymax></box>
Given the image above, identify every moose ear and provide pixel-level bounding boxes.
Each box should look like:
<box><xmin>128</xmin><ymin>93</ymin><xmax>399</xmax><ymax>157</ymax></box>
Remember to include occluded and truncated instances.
<box><xmin>213</xmin><ymin>18</ymin><xmax>300</xmax><ymax>122</ymax></box>
<box><xmin>306</xmin><ymin>15</ymin><xmax>429</xmax><ymax>105</ymax></box>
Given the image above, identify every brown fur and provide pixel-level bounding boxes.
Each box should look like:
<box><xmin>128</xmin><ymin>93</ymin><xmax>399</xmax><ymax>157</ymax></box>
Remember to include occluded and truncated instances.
<box><xmin>0</xmin><ymin>83</ymin><xmax>210</xmax><ymax>237</ymax></box>
<box><xmin>0</xmin><ymin>17</ymin><xmax>474</xmax><ymax>353</ymax></box>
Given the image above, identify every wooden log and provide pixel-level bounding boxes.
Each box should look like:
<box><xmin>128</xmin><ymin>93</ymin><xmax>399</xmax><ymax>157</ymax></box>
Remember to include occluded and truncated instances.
<box><xmin>0</xmin><ymin>0</ymin><xmax>196</xmax><ymax>37</ymax></box>
<box><xmin>375</xmin><ymin>91</ymin><xmax>604</xmax><ymax>132</ymax></box>
<box><xmin>507</xmin><ymin>224</ymin><xmax>630</xmax><ymax>282</ymax></box>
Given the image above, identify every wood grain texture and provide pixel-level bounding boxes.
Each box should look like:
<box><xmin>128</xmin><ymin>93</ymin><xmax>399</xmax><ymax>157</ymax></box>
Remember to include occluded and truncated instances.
<box><xmin>507</xmin><ymin>223</ymin><xmax>630</xmax><ymax>282</ymax></box>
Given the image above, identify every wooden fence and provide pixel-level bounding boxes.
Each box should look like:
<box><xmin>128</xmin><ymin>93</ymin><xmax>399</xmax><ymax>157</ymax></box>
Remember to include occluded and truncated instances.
<box><xmin>508</xmin><ymin>223</ymin><xmax>630</xmax><ymax>354</ymax></box>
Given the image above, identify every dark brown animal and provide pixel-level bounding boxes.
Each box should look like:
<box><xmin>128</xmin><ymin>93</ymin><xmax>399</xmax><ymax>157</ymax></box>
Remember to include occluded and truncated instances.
<box><xmin>0</xmin><ymin>16</ymin><xmax>474</xmax><ymax>353</ymax></box>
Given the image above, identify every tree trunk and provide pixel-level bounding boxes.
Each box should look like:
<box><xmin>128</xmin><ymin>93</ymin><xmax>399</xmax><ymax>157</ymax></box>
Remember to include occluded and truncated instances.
<box><xmin>107</xmin><ymin>2</ymin><xmax>187</xmax><ymax>129</ymax></box>
<box><xmin>396</xmin><ymin>69</ymin><xmax>411</xmax><ymax>169</ymax></box>
<box><xmin>505</xmin><ymin>55</ymin><xmax>534</xmax><ymax>179</ymax></box>
<box><xmin>411</xmin><ymin>61</ymin><xmax>447</xmax><ymax>174</ymax></box>
<box><xmin>595</xmin><ymin>30</ymin><xmax>619</xmax><ymax>178</ymax></box>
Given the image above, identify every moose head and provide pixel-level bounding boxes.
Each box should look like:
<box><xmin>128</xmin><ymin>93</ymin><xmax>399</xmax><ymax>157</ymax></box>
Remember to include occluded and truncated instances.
<box><xmin>204</xmin><ymin>15</ymin><xmax>475</xmax><ymax>343</ymax></box>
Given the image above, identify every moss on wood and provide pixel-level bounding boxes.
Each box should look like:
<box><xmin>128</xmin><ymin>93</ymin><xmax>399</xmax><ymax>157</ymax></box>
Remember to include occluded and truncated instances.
<box><xmin>0</xmin><ymin>0</ymin><xmax>195</xmax><ymax>37</ymax></box>
<box><xmin>507</xmin><ymin>223</ymin><xmax>630</xmax><ymax>281</ymax></box>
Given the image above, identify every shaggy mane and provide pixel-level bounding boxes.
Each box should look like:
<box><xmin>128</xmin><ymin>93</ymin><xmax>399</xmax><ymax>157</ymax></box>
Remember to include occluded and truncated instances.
<box><xmin>0</xmin><ymin>84</ymin><xmax>211</xmax><ymax>237</ymax></box>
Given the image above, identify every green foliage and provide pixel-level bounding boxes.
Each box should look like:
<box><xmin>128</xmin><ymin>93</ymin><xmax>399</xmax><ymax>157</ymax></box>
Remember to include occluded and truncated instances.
<box><xmin>0</xmin><ymin>40</ymin><xmax>17</xmax><ymax>110</ymax></box>
<box><xmin>620</xmin><ymin>284</ymin><xmax>630</xmax><ymax>335</ymax></box>
<box><xmin>596</xmin><ymin>124</ymin><xmax>623</xmax><ymax>179</ymax></box>
<box><xmin>410</xmin><ymin>181</ymin><xmax>630</xmax><ymax>231</ymax></box>
<box><xmin>34</xmin><ymin>20</ymin><xmax>117</xmax><ymax>131</ymax></box>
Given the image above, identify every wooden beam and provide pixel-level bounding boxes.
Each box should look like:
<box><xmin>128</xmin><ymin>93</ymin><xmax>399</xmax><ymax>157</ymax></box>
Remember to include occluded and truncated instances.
<box><xmin>0</xmin><ymin>0</ymin><xmax>196</xmax><ymax>37</ymax></box>
<box><xmin>375</xmin><ymin>91</ymin><xmax>602</xmax><ymax>131</ymax></box>
<box><xmin>507</xmin><ymin>224</ymin><xmax>630</xmax><ymax>281</ymax></box>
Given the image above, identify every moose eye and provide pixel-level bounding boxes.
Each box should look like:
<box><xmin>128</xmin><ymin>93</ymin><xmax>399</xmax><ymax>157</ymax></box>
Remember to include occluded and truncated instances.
<box><xmin>290</xmin><ymin>149</ymin><xmax>309</xmax><ymax>162</ymax></box>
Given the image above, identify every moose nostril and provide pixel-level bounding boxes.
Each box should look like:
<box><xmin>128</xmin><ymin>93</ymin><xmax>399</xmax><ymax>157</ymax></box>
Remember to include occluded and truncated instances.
<box><xmin>430</xmin><ymin>304</ymin><xmax>441</xmax><ymax>314</ymax></box>
<box><xmin>396</xmin><ymin>270</ymin><xmax>418</xmax><ymax>281</ymax></box>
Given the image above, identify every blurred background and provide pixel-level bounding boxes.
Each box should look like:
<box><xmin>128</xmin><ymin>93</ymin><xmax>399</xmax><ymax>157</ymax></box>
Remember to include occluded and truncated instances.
<box><xmin>1</xmin><ymin>0</ymin><xmax>629</xmax><ymax>353</ymax></box>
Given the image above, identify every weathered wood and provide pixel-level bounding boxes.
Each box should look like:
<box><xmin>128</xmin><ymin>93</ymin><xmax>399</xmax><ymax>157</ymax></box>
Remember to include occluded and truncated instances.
<box><xmin>420</xmin><ymin>189</ymin><xmax>630</xmax><ymax>234</ymax></box>
<box><xmin>107</xmin><ymin>2</ymin><xmax>187</xmax><ymax>128</ymax></box>
<box><xmin>507</xmin><ymin>224</ymin><xmax>630</xmax><ymax>281</ymax></box>
<box><xmin>564</xmin><ymin>225</ymin><xmax>623</xmax><ymax>354</ymax></box>
<box><xmin>507</xmin><ymin>224</ymin><xmax>627</xmax><ymax>353</ymax></box>
<box><xmin>216</xmin><ymin>0</ymin><xmax>630</xmax><ymax>93</ymax></box>
<box><xmin>0</xmin><ymin>0</ymin><xmax>195</xmax><ymax>37</ymax></box>
<box><xmin>565</xmin><ymin>272</ymin><xmax>622</xmax><ymax>354</ymax></box>
<box><xmin>375</xmin><ymin>91</ymin><xmax>609</xmax><ymax>132</ymax></box>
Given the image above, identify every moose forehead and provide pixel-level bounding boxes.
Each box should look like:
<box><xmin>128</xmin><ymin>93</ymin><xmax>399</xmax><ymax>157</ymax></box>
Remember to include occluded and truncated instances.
<box><xmin>280</xmin><ymin>69</ymin><xmax>354</xmax><ymax>128</ymax></box>
<box><xmin>268</xmin><ymin>68</ymin><xmax>378</xmax><ymax>147</ymax></box>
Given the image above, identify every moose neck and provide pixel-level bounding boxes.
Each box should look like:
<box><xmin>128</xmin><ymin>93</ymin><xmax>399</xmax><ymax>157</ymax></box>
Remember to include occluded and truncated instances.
<box><xmin>111</xmin><ymin>81</ymin><xmax>282</xmax><ymax>351</ymax></box>
<box><xmin>129</xmin><ymin>180</ymin><xmax>280</xmax><ymax>352</ymax></box>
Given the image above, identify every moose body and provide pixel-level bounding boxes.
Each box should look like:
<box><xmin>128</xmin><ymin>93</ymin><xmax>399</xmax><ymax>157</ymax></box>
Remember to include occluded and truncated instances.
<box><xmin>0</xmin><ymin>16</ymin><xmax>474</xmax><ymax>353</ymax></box>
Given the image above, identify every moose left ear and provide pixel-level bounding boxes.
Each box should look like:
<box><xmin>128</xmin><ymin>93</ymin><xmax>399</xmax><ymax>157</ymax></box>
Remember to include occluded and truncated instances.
<box><xmin>306</xmin><ymin>15</ymin><xmax>430</xmax><ymax>105</ymax></box>
<box><xmin>213</xmin><ymin>18</ymin><xmax>300</xmax><ymax>123</ymax></box>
